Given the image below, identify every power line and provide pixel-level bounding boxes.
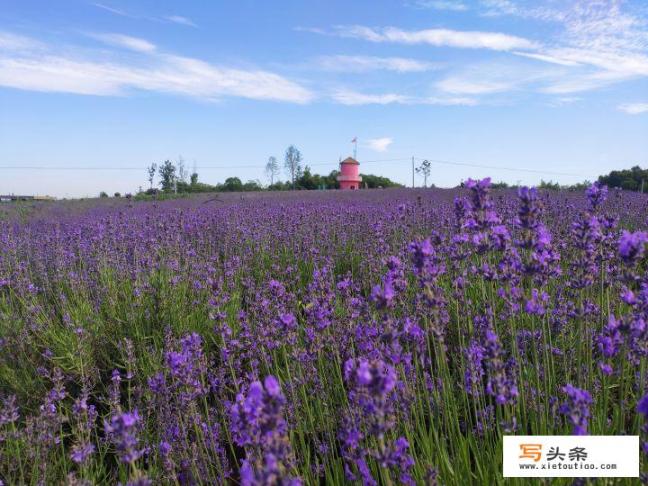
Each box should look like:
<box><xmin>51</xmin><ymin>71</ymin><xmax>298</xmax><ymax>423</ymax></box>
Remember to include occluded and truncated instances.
<box><xmin>0</xmin><ymin>156</ymin><xmax>594</xmax><ymax>180</ymax></box>
<box><xmin>413</xmin><ymin>157</ymin><xmax>593</xmax><ymax>179</ymax></box>
<box><xmin>0</xmin><ymin>157</ymin><xmax>410</xmax><ymax>171</ymax></box>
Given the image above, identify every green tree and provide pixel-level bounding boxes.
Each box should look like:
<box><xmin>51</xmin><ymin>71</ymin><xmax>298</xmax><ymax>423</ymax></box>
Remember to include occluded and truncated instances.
<box><xmin>284</xmin><ymin>145</ymin><xmax>302</xmax><ymax>190</ymax></box>
<box><xmin>158</xmin><ymin>160</ymin><xmax>177</xmax><ymax>192</ymax></box>
<box><xmin>415</xmin><ymin>159</ymin><xmax>432</xmax><ymax>188</ymax></box>
<box><xmin>147</xmin><ymin>163</ymin><xmax>157</xmax><ymax>189</ymax></box>
<box><xmin>265</xmin><ymin>156</ymin><xmax>279</xmax><ymax>186</ymax></box>
<box><xmin>598</xmin><ymin>166</ymin><xmax>647</xmax><ymax>192</ymax></box>
<box><xmin>361</xmin><ymin>174</ymin><xmax>402</xmax><ymax>188</ymax></box>
<box><xmin>222</xmin><ymin>177</ymin><xmax>243</xmax><ymax>192</ymax></box>
<box><xmin>296</xmin><ymin>166</ymin><xmax>318</xmax><ymax>190</ymax></box>
<box><xmin>243</xmin><ymin>180</ymin><xmax>262</xmax><ymax>192</ymax></box>
<box><xmin>539</xmin><ymin>180</ymin><xmax>561</xmax><ymax>190</ymax></box>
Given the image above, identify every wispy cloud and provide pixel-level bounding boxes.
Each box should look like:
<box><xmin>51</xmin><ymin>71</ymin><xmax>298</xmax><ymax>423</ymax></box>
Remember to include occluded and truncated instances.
<box><xmin>92</xmin><ymin>3</ymin><xmax>197</xmax><ymax>28</ymax></box>
<box><xmin>547</xmin><ymin>96</ymin><xmax>581</xmax><ymax>107</ymax></box>
<box><xmin>540</xmin><ymin>70</ymin><xmax>628</xmax><ymax>94</ymax></box>
<box><xmin>425</xmin><ymin>96</ymin><xmax>478</xmax><ymax>106</ymax></box>
<box><xmin>331</xmin><ymin>89</ymin><xmax>478</xmax><ymax>106</ymax></box>
<box><xmin>304</xmin><ymin>2</ymin><xmax>648</xmax><ymax>99</ymax></box>
<box><xmin>0</xmin><ymin>32</ymin><xmax>43</xmax><ymax>50</ymax></box>
<box><xmin>332</xmin><ymin>90</ymin><xmax>411</xmax><ymax>105</ymax></box>
<box><xmin>512</xmin><ymin>51</ymin><xmax>582</xmax><ymax>67</ymax></box>
<box><xmin>92</xmin><ymin>2</ymin><xmax>132</xmax><ymax>18</ymax></box>
<box><xmin>317</xmin><ymin>55</ymin><xmax>439</xmax><ymax>73</ymax></box>
<box><xmin>365</xmin><ymin>137</ymin><xmax>393</xmax><ymax>152</ymax></box>
<box><xmin>410</xmin><ymin>0</ymin><xmax>468</xmax><ymax>11</ymax></box>
<box><xmin>435</xmin><ymin>60</ymin><xmax>558</xmax><ymax>96</ymax></box>
<box><xmin>328</xmin><ymin>25</ymin><xmax>538</xmax><ymax>51</ymax></box>
<box><xmin>88</xmin><ymin>33</ymin><xmax>157</xmax><ymax>52</ymax></box>
<box><xmin>0</xmin><ymin>31</ymin><xmax>313</xmax><ymax>103</ymax></box>
<box><xmin>164</xmin><ymin>15</ymin><xmax>197</xmax><ymax>28</ymax></box>
<box><xmin>436</xmin><ymin>77</ymin><xmax>515</xmax><ymax>95</ymax></box>
<box><xmin>479</xmin><ymin>0</ymin><xmax>648</xmax><ymax>93</ymax></box>
<box><xmin>618</xmin><ymin>102</ymin><xmax>648</xmax><ymax>115</ymax></box>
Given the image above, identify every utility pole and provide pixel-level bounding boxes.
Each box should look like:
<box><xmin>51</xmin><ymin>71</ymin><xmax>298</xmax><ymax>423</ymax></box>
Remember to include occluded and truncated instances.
<box><xmin>641</xmin><ymin>178</ymin><xmax>645</xmax><ymax>194</ymax></box>
<box><xmin>411</xmin><ymin>156</ymin><xmax>415</xmax><ymax>189</ymax></box>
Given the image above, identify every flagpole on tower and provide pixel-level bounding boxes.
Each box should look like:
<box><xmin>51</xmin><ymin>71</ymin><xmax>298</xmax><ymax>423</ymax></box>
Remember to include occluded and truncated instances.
<box><xmin>351</xmin><ymin>137</ymin><xmax>357</xmax><ymax>159</ymax></box>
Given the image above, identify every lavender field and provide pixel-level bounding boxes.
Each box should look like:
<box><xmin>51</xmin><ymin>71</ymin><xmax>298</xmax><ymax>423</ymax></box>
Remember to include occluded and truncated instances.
<box><xmin>1</xmin><ymin>181</ymin><xmax>648</xmax><ymax>485</ymax></box>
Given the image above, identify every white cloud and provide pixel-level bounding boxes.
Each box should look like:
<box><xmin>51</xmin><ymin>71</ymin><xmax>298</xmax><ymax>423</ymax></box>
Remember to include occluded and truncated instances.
<box><xmin>412</xmin><ymin>1</ymin><xmax>468</xmax><ymax>11</ymax></box>
<box><xmin>305</xmin><ymin>4</ymin><xmax>647</xmax><ymax>98</ymax></box>
<box><xmin>92</xmin><ymin>3</ymin><xmax>132</xmax><ymax>18</ymax></box>
<box><xmin>93</xmin><ymin>3</ymin><xmax>197</xmax><ymax>28</ymax></box>
<box><xmin>618</xmin><ymin>103</ymin><xmax>648</xmax><ymax>115</ymax></box>
<box><xmin>331</xmin><ymin>89</ymin><xmax>478</xmax><ymax>106</ymax></box>
<box><xmin>334</xmin><ymin>25</ymin><xmax>538</xmax><ymax>51</ymax></box>
<box><xmin>480</xmin><ymin>0</ymin><xmax>648</xmax><ymax>92</ymax></box>
<box><xmin>479</xmin><ymin>0</ymin><xmax>519</xmax><ymax>17</ymax></box>
<box><xmin>512</xmin><ymin>51</ymin><xmax>582</xmax><ymax>67</ymax></box>
<box><xmin>366</xmin><ymin>137</ymin><xmax>393</xmax><ymax>152</ymax></box>
<box><xmin>436</xmin><ymin>77</ymin><xmax>515</xmax><ymax>95</ymax></box>
<box><xmin>540</xmin><ymin>69</ymin><xmax>629</xmax><ymax>94</ymax></box>
<box><xmin>0</xmin><ymin>31</ymin><xmax>314</xmax><ymax>103</ymax></box>
<box><xmin>548</xmin><ymin>96</ymin><xmax>581</xmax><ymax>107</ymax></box>
<box><xmin>89</xmin><ymin>33</ymin><xmax>157</xmax><ymax>53</ymax></box>
<box><xmin>0</xmin><ymin>32</ymin><xmax>43</xmax><ymax>50</ymax></box>
<box><xmin>425</xmin><ymin>96</ymin><xmax>479</xmax><ymax>106</ymax></box>
<box><xmin>434</xmin><ymin>58</ymin><xmax>580</xmax><ymax>99</ymax></box>
<box><xmin>332</xmin><ymin>90</ymin><xmax>411</xmax><ymax>105</ymax></box>
<box><xmin>164</xmin><ymin>15</ymin><xmax>197</xmax><ymax>28</ymax></box>
<box><xmin>317</xmin><ymin>55</ymin><xmax>438</xmax><ymax>73</ymax></box>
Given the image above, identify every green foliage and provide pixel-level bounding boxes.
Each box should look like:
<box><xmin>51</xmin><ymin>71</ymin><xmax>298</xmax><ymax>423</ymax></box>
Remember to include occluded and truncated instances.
<box><xmin>360</xmin><ymin>173</ymin><xmax>402</xmax><ymax>188</ymax></box>
<box><xmin>222</xmin><ymin>177</ymin><xmax>243</xmax><ymax>192</ymax></box>
<box><xmin>284</xmin><ymin>145</ymin><xmax>302</xmax><ymax>189</ymax></box>
<box><xmin>147</xmin><ymin>163</ymin><xmax>157</xmax><ymax>189</ymax></box>
<box><xmin>490</xmin><ymin>181</ymin><xmax>509</xmax><ymax>189</ymax></box>
<box><xmin>538</xmin><ymin>179</ymin><xmax>562</xmax><ymax>190</ymax></box>
<box><xmin>415</xmin><ymin>159</ymin><xmax>432</xmax><ymax>187</ymax></box>
<box><xmin>599</xmin><ymin>165</ymin><xmax>647</xmax><ymax>192</ymax></box>
<box><xmin>147</xmin><ymin>159</ymin><xmax>400</xmax><ymax>194</ymax></box>
<box><xmin>158</xmin><ymin>160</ymin><xmax>177</xmax><ymax>192</ymax></box>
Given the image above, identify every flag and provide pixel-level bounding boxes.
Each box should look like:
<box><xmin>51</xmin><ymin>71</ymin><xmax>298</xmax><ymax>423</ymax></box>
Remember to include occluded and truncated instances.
<box><xmin>351</xmin><ymin>137</ymin><xmax>357</xmax><ymax>143</ymax></box>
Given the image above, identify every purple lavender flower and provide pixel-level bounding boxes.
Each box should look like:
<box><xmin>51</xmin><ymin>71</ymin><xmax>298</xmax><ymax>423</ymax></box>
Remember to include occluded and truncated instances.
<box><xmin>619</xmin><ymin>230</ymin><xmax>648</xmax><ymax>264</ymax></box>
<box><xmin>381</xmin><ymin>437</ymin><xmax>415</xmax><ymax>486</ymax></box>
<box><xmin>464</xmin><ymin>342</ymin><xmax>485</xmax><ymax>396</ymax></box>
<box><xmin>70</xmin><ymin>442</ymin><xmax>95</xmax><ymax>464</ymax></box>
<box><xmin>0</xmin><ymin>395</ymin><xmax>19</xmax><ymax>427</ymax></box>
<box><xmin>637</xmin><ymin>393</ymin><xmax>648</xmax><ymax>419</ymax></box>
<box><xmin>586</xmin><ymin>182</ymin><xmax>608</xmax><ymax>210</ymax></box>
<box><xmin>229</xmin><ymin>376</ymin><xmax>300</xmax><ymax>485</ymax></box>
<box><xmin>483</xmin><ymin>330</ymin><xmax>518</xmax><ymax>405</ymax></box>
<box><xmin>559</xmin><ymin>384</ymin><xmax>592</xmax><ymax>435</ymax></box>
<box><xmin>104</xmin><ymin>410</ymin><xmax>145</xmax><ymax>464</ymax></box>
<box><xmin>340</xmin><ymin>358</ymin><xmax>412</xmax><ymax>483</ymax></box>
<box><xmin>524</xmin><ymin>289</ymin><xmax>549</xmax><ymax>316</ymax></box>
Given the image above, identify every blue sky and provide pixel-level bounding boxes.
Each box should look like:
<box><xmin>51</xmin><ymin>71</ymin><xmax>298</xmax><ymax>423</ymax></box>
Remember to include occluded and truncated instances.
<box><xmin>1</xmin><ymin>0</ymin><xmax>647</xmax><ymax>197</ymax></box>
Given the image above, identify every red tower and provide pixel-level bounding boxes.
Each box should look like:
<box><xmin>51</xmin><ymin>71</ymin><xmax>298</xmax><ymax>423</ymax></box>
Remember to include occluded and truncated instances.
<box><xmin>337</xmin><ymin>157</ymin><xmax>362</xmax><ymax>190</ymax></box>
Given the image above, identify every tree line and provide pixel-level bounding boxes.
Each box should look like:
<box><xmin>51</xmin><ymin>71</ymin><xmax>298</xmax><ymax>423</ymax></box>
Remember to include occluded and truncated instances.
<box><xmin>134</xmin><ymin>145</ymin><xmax>401</xmax><ymax>197</ymax></box>
<box><xmin>597</xmin><ymin>165</ymin><xmax>647</xmax><ymax>192</ymax></box>
<box><xmin>486</xmin><ymin>165</ymin><xmax>646</xmax><ymax>193</ymax></box>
